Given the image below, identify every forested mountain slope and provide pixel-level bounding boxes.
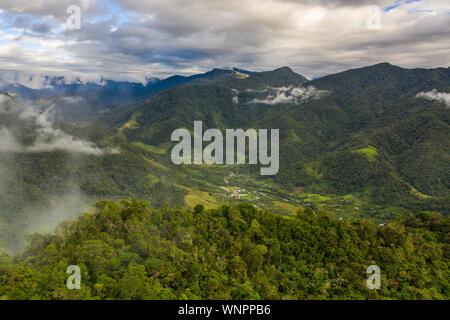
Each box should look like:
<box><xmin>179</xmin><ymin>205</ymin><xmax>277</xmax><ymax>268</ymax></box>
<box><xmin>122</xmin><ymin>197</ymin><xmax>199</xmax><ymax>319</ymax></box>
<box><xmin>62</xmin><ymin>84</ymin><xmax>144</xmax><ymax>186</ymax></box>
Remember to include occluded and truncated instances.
<box><xmin>3</xmin><ymin>68</ymin><xmax>251</xmax><ymax>123</ymax></box>
<box><xmin>0</xmin><ymin>201</ymin><xmax>448</xmax><ymax>300</ymax></box>
<box><xmin>98</xmin><ymin>63</ymin><xmax>449</xmax><ymax>219</ymax></box>
<box><xmin>0</xmin><ymin>63</ymin><xmax>448</xmax><ymax>254</ymax></box>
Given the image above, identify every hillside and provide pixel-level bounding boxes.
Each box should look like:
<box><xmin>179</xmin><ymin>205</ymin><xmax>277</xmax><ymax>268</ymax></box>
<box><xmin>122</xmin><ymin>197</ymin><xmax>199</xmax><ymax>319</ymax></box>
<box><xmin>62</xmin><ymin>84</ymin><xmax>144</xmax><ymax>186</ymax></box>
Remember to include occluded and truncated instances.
<box><xmin>2</xmin><ymin>69</ymin><xmax>253</xmax><ymax>122</ymax></box>
<box><xmin>0</xmin><ymin>63</ymin><xmax>448</xmax><ymax>254</ymax></box>
<box><xmin>0</xmin><ymin>93</ymin><xmax>187</xmax><ymax>253</ymax></box>
<box><xmin>0</xmin><ymin>200</ymin><xmax>448</xmax><ymax>299</ymax></box>
<box><xmin>97</xmin><ymin>63</ymin><xmax>449</xmax><ymax>220</ymax></box>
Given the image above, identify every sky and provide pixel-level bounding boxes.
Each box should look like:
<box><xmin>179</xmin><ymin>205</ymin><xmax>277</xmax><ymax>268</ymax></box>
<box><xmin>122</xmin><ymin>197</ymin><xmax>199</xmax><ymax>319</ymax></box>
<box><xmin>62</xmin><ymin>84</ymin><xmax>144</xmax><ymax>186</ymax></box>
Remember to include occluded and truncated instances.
<box><xmin>0</xmin><ymin>0</ymin><xmax>449</xmax><ymax>86</ymax></box>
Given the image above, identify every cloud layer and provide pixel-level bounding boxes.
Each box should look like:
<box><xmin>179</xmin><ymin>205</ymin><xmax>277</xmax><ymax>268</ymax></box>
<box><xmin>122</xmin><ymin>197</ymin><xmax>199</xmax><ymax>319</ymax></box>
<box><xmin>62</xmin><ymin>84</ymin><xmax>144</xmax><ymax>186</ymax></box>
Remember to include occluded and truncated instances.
<box><xmin>0</xmin><ymin>0</ymin><xmax>449</xmax><ymax>81</ymax></box>
<box><xmin>246</xmin><ymin>86</ymin><xmax>329</xmax><ymax>105</ymax></box>
<box><xmin>416</xmin><ymin>89</ymin><xmax>450</xmax><ymax>107</ymax></box>
<box><xmin>0</xmin><ymin>93</ymin><xmax>118</xmax><ymax>154</ymax></box>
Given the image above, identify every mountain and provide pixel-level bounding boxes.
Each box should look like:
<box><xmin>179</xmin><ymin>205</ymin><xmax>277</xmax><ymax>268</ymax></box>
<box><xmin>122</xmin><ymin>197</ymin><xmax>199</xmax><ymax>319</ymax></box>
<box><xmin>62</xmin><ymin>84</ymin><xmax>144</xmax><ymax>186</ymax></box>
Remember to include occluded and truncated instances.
<box><xmin>233</xmin><ymin>67</ymin><xmax>255</xmax><ymax>76</ymax></box>
<box><xmin>0</xmin><ymin>63</ymin><xmax>448</xmax><ymax>301</ymax></box>
<box><xmin>0</xmin><ymin>93</ymin><xmax>188</xmax><ymax>252</ymax></box>
<box><xmin>99</xmin><ymin>63</ymin><xmax>449</xmax><ymax>220</ymax></box>
<box><xmin>1</xmin><ymin>68</ymin><xmax>255</xmax><ymax>122</ymax></box>
<box><xmin>0</xmin><ymin>76</ymin><xmax>160</xmax><ymax>102</ymax></box>
<box><xmin>0</xmin><ymin>63</ymin><xmax>448</xmax><ymax>255</ymax></box>
<box><xmin>89</xmin><ymin>66</ymin><xmax>309</xmax><ymax>132</ymax></box>
<box><xmin>1</xmin><ymin>201</ymin><xmax>448</xmax><ymax>299</ymax></box>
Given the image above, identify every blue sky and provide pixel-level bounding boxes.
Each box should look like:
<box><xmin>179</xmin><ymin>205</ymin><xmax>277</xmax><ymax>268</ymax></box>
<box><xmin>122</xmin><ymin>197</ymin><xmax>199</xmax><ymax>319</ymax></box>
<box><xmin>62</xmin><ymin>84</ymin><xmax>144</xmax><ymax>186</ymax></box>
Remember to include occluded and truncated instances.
<box><xmin>384</xmin><ymin>0</ymin><xmax>422</xmax><ymax>12</ymax></box>
<box><xmin>0</xmin><ymin>0</ymin><xmax>448</xmax><ymax>86</ymax></box>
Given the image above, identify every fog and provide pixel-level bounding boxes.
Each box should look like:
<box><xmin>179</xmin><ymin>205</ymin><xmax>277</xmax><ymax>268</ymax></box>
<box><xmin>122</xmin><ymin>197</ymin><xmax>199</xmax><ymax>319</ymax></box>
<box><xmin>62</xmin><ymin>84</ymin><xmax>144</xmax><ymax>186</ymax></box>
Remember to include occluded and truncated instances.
<box><xmin>247</xmin><ymin>86</ymin><xmax>329</xmax><ymax>105</ymax></box>
<box><xmin>0</xmin><ymin>93</ymin><xmax>117</xmax><ymax>254</ymax></box>
<box><xmin>230</xmin><ymin>86</ymin><xmax>329</xmax><ymax>105</ymax></box>
<box><xmin>0</xmin><ymin>93</ymin><xmax>118</xmax><ymax>154</ymax></box>
<box><xmin>416</xmin><ymin>90</ymin><xmax>450</xmax><ymax>107</ymax></box>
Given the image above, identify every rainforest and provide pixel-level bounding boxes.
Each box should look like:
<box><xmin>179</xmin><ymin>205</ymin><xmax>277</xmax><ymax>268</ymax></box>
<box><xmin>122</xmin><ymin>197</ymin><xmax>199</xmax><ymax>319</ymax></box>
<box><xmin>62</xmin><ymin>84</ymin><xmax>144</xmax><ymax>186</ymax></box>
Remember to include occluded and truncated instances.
<box><xmin>0</xmin><ymin>0</ymin><xmax>448</xmax><ymax>302</ymax></box>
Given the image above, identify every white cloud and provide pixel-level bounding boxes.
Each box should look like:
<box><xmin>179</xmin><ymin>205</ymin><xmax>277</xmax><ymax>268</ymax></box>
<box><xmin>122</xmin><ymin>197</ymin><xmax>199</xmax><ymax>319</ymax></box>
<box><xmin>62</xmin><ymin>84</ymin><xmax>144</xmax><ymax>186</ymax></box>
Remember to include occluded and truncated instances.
<box><xmin>0</xmin><ymin>69</ymin><xmax>111</xmax><ymax>89</ymax></box>
<box><xmin>416</xmin><ymin>89</ymin><xmax>450</xmax><ymax>107</ymax></box>
<box><xmin>0</xmin><ymin>0</ymin><xmax>448</xmax><ymax>80</ymax></box>
<box><xmin>230</xmin><ymin>88</ymin><xmax>239</xmax><ymax>104</ymax></box>
<box><xmin>247</xmin><ymin>86</ymin><xmax>329</xmax><ymax>105</ymax></box>
<box><xmin>0</xmin><ymin>0</ymin><xmax>98</xmax><ymax>19</ymax></box>
<box><xmin>0</xmin><ymin>93</ymin><xmax>119</xmax><ymax>154</ymax></box>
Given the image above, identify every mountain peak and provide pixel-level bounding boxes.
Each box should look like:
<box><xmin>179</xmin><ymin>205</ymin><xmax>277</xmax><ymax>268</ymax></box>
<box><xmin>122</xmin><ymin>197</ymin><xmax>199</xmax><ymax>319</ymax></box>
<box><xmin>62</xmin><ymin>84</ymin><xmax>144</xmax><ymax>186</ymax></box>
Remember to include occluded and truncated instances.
<box><xmin>368</xmin><ymin>62</ymin><xmax>402</xmax><ymax>70</ymax></box>
<box><xmin>187</xmin><ymin>68</ymin><xmax>247</xmax><ymax>84</ymax></box>
<box><xmin>215</xmin><ymin>66</ymin><xmax>308</xmax><ymax>89</ymax></box>
<box><xmin>209</xmin><ymin>68</ymin><xmax>231</xmax><ymax>73</ymax></box>
<box><xmin>245</xmin><ymin>66</ymin><xmax>308</xmax><ymax>86</ymax></box>
<box><xmin>271</xmin><ymin>67</ymin><xmax>308</xmax><ymax>81</ymax></box>
<box><xmin>273</xmin><ymin>66</ymin><xmax>295</xmax><ymax>73</ymax></box>
<box><xmin>232</xmin><ymin>67</ymin><xmax>254</xmax><ymax>76</ymax></box>
<box><xmin>374</xmin><ymin>62</ymin><xmax>393</xmax><ymax>66</ymax></box>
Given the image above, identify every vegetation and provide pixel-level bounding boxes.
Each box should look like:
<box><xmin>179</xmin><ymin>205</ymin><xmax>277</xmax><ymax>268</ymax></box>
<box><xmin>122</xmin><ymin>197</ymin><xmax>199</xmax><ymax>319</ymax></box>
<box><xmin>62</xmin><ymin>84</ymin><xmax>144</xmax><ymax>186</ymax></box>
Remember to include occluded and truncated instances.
<box><xmin>0</xmin><ymin>63</ymin><xmax>448</xmax><ymax>272</ymax></box>
<box><xmin>0</xmin><ymin>200</ymin><xmax>448</xmax><ymax>300</ymax></box>
<box><xmin>0</xmin><ymin>64</ymin><xmax>448</xmax><ymax>300</ymax></box>
<box><xmin>100</xmin><ymin>63</ymin><xmax>449</xmax><ymax>218</ymax></box>
<box><xmin>351</xmin><ymin>146</ymin><xmax>378</xmax><ymax>161</ymax></box>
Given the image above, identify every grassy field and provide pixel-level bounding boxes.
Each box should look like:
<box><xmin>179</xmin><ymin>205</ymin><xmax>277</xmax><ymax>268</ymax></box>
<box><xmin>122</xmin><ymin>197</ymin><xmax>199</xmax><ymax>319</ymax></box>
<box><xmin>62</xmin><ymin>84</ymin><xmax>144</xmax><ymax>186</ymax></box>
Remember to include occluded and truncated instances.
<box><xmin>351</xmin><ymin>146</ymin><xmax>378</xmax><ymax>161</ymax></box>
<box><xmin>147</xmin><ymin>173</ymin><xmax>160</xmax><ymax>188</ymax></box>
<box><xmin>175</xmin><ymin>185</ymin><xmax>220</xmax><ymax>209</ymax></box>
<box><xmin>142</xmin><ymin>156</ymin><xmax>169</xmax><ymax>171</ymax></box>
<box><xmin>273</xmin><ymin>201</ymin><xmax>302</xmax><ymax>213</ymax></box>
<box><xmin>118</xmin><ymin>113</ymin><xmax>139</xmax><ymax>132</ymax></box>
<box><xmin>133</xmin><ymin>142</ymin><xmax>169</xmax><ymax>155</ymax></box>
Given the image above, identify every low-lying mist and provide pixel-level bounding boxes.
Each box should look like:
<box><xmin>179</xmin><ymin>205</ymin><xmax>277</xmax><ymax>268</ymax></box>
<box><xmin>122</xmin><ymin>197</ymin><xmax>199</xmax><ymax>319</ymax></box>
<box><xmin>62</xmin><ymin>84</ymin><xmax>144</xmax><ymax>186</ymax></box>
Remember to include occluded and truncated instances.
<box><xmin>0</xmin><ymin>93</ymin><xmax>118</xmax><ymax>154</ymax></box>
<box><xmin>24</xmin><ymin>190</ymin><xmax>94</xmax><ymax>238</ymax></box>
<box><xmin>416</xmin><ymin>90</ymin><xmax>450</xmax><ymax>107</ymax></box>
<box><xmin>0</xmin><ymin>93</ymin><xmax>117</xmax><ymax>254</ymax></box>
<box><xmin>231</xmin><ymin>86</ymin><xmax>329</xmax><ymax>105</ymax></box>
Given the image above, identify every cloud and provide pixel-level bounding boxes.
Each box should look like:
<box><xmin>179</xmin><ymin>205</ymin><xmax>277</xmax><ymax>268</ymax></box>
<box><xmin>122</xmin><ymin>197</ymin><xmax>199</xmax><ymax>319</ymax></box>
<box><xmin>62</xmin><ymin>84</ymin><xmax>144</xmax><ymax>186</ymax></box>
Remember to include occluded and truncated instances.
<box><xmin>230</xmin><ymin>88</ymin><xmax>239</xmax><ymax>104</ymax></box>
<box><xmin>0</xmin><ymin>93</ymin><xmax>119</xmax><ymax>154</ymax></box>
<box><xmin>0</xmin><ymin>72</ymin><xmax>55</xmax><ymax>90</ymax></box>
<box><xmin>62</xmin><ymin>95</ymin><xmax>85</xmax><ymax>104</ymax></box>
<box><xmin>0</xmin><ymin>69</ymin><xmax>111</xmax><ymax>90</ymax></box>
<box><xmin>416</xmin><ymin>89</ymin><xmax>450</xmax><ymax>107</ymax></box>
<box><xmin>0</xmin><ymin>0</ymin><xmax>448</xmax><ymax>81</ymax></box>
<box><xmin>0</xmin><ymin>0</ymin><xmax>99</xmax><ymax>19</ymax></box>
<box><xmin>246</xmin><ymin>86</ymin><xmax>329</xmax><ymax>105</ymax></box>
<box><xmin>0</xmin><ymin>89</ymin><xmax>113</xmax><ymax>253</ymax></box>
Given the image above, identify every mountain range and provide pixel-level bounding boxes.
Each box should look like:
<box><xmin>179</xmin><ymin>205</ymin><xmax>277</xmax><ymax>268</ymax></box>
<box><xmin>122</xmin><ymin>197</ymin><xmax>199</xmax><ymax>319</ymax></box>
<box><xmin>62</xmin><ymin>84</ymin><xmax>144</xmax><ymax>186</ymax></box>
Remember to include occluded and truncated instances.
<box><xmin>0</xmin><ymin>62</ymin><xmax>448</xmax><ymax>254</ymax></box>
<box><xmin>0</xmin><ymin>68</ymin><xmax>253</xmax><ymax>122</ymax></box>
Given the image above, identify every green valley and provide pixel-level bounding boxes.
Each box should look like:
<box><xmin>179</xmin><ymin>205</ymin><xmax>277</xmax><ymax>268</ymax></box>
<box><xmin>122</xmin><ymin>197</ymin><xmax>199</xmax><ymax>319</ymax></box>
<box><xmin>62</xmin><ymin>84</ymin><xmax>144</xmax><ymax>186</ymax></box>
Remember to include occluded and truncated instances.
<box><xmin>0</xmin><ymin>63</ymin><xmax>448</xmax><ymax>300</ymax></box>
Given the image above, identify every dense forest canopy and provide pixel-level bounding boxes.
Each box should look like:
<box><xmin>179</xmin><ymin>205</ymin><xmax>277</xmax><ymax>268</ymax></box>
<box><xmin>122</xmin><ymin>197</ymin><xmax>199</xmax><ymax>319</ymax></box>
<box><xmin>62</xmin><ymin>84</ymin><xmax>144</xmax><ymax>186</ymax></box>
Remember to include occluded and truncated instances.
<box><xmin>0</xmin><ymin>200</ymin><xmax>448</xmax><ymax>300</ymax></box>
<box><xmin>0</xmin><ymin>63</ymin><xmax>448</xmax><ymax>300</ymax></box>
<box><xmin>1</xmin><ymin>63</ymin><xmax>449</xmax><ymax>255</ymax></box>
